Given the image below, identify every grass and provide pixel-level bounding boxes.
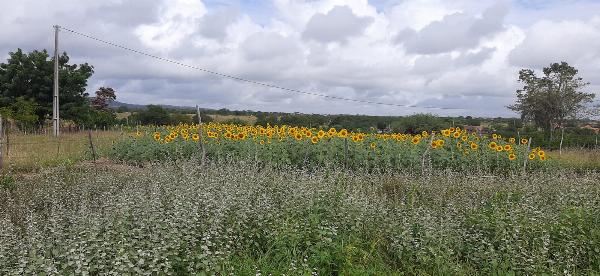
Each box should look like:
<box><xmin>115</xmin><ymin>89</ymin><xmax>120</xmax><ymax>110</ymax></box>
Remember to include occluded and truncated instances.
<box><xmin>1</xmin><ymin>160</ymin><xmax>599</xmax><ymax>274</ymax></box>
<box><xmin>208</xmin><ymin>114</ymin><xmax>257</xmax><ymax>124</ymax></box>
<box><xmin>550</xmin><ymin>149</ymin><xmax>600</xmax><ymax>171</ymax></box>
<box><xmin>1</xmin><ymin>130</ymin><xmax>124</xmax><ymax>172</ymax></box>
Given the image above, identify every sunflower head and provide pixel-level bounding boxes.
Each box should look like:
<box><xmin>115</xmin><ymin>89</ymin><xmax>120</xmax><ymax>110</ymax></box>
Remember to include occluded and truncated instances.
<box><xmin>370</xmin><ymin>142</ymin><xmax>376</xmax><ymax>149</ymax></box>
<box><xmin>311</xmin><ymin>136</ymin><xmax>319</xmax><ymax>144</ymax></box>
<box><xmin>192</xmin><ymin>133</ymin><xmax>200</xmax><ymax>141</ymax></box>
<box><xmin>317</xmin><ymin>130</ymin><xmax>326</xmax><ymax>138</ymax></box>
<box><xmin>411</xmin><ymin>137</ymin><xmax>420</xmax><ymax>145</ymax></box>
<box><xmin>508</xmin><ymin>153</ymin><xmax>516</xmax><ymax>161</ymax></box>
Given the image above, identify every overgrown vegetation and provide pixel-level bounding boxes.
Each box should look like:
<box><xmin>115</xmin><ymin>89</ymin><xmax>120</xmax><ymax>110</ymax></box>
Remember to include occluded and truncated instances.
<box><xmin>1</xmin><ymin>161</ymin><xmax>598</xmax><ymax>274</ymax></box>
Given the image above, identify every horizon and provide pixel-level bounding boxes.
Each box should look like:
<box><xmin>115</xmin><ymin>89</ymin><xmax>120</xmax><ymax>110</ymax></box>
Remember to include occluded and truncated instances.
<box><xmin>1</xmin><ymin>0</ymin><xmax>599</xmax><ymax>117</ymax></box>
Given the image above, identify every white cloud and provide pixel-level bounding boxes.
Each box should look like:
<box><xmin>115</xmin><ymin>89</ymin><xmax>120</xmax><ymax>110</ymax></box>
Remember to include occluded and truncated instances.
<box><xmin>302</xmin><ymin>6</ymin><xmax>373</xmax><ymax>43</ymax></box>
<box><xmin>1</xmin><ymin>0</ymin><xmax>599</xmax><ymax>117</ymax></box>
<box><xmin>508</xmin><ymin>19</ymin><xmax>600</xmax><ymax>69</ymax></box>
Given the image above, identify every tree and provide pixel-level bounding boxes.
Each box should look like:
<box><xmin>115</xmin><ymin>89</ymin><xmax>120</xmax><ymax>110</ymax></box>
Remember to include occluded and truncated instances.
<box><xmin>391</xmin><ymin>114</ymin><xmax>448</xmax><ymax>134</ymax></box>
<box><xmin>0</xmin><ymin>96</ymin><xmax>38</xmax><ymax>128</ymax></box>
<box><xmin>0</xmin><ymin>48</ymin><xmax>94</xmax><ymax>124</ymax></box>
<box><xmin>91</xmin><ymin>87</ymin><xmax>116</xmax><ymax>110</ymax></box>
<box><xmin>130</xmin><ymin>105</ymin><xmax>171</xmax><ymax>125</ymax></box>
<box><xmin>508</xmin><ymin>62</ymin><xmax>596</xmax><ymax>132</ymax></box>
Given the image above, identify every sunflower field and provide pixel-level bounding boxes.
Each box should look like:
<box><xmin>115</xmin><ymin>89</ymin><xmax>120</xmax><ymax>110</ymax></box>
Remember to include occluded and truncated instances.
<box><xmin>110</xmin><ymin>122</ymin><xmax>548</xmax><ymax>172</ymax></box>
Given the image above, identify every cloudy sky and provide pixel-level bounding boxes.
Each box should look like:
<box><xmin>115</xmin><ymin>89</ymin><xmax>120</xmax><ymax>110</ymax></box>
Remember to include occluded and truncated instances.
<box><xmin>1</xmin><ymin>0</ymin><xmax>599</xmax><ymax>117</ymax></box>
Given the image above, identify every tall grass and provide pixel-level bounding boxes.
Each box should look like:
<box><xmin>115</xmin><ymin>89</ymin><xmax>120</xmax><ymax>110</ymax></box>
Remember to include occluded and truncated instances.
<box><xmin>1</xmin><ymin>160</ymin><xmax>598</xmax><ymax>274</ymax></box>
<box><xmin>1</xmin><ymin>131</ymin><xmax>123</xmax><ymax>172</ymax></box>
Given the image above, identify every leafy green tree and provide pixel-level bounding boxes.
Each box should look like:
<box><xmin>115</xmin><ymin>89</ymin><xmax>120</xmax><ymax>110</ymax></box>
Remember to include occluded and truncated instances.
<box><xmin>391</xmin><ymin>114</ymin><xmax>448</xmax><ymax>134</ymax></box>
<box><xmin>130</xmin><ymin>105</ymin><xmax>171</xmax><ymax>125</ymax></box>
<box><xmin>508</xmin><ymin>62</ymin><xmax>596</xmax><ymax>131</ymax></box>
<box><xmin>0</xmin><ymin>96</ymin><xmax>38</xmax><ymax>128</ymax></box>
<box><xmin>0</xmin><ymin>48</ymin><xmax>94</xmax><ymax>124</ymax></box>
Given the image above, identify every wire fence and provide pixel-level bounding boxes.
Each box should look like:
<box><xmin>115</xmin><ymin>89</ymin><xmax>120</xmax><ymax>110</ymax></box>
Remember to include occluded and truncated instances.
<box><xmin>0</xmin><ymin>128</ymin><xmax>125</xmax><ymax>171</ymax></box>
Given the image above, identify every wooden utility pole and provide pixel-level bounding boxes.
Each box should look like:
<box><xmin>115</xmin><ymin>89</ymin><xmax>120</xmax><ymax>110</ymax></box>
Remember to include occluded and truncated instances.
<box><xmin>52</xmin><ymin>25</ymin><xmax>60</xmax><ymax>137</ymax></box>
<box><xmin>0</xmin><ymin>115</ymin><xmax>3</xmax><ymax>171</ymax></box>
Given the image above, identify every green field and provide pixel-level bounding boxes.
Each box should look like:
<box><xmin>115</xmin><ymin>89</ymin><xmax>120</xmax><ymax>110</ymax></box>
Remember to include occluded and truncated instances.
<box><xmin>1</xmin><ymin>125</ymin><xmax>599</xmax><ymax>275</ymax></box>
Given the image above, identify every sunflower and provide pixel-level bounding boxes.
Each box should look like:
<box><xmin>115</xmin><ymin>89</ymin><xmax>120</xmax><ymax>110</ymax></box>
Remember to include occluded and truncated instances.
<box><xmin>496</xmin><ymin>145</ymin><xmax>503</xmax><ymax>152</ymax></box>
<box><xmin>295</xmin><ymin>133</ymin><xmax>303</xmax><ymax>141</ymax></box>
<box><xmin>357</xmin><ymin>133</ymin><xmax>365</xmax><ymax>141</ymax></box>
<box><xmin>461</xmin><ymin>135</ymin><xmax>468</xmax><ymax>142</ymax></box>
<box><xmin>411</xmin><ymin>136</ymin><xmax>420</xmax><ymax>145</ymax></box>
<box><xmin>492</xmin><ymin>133</ymin><xmax>498</xmax><ymax>140</ymax></box>
<box><xmin>528</xmin><ymin>153</ymin><xmax>536</xmax><ymax>160</ymax></box>
<box><xmin>317</xmin><ymin>130</ymin><xmax>326</xmax><ymax>138</ymax></box>
<box><xmin>153</xmin><ymin>132</ymin><xmax>161</xmax><ymax>141</ymax></box>
<box><xmin>539</xmin><ymin>155</ymin><xmax>546</xmax><ymax>161</ymax></box>
<box><xmin>192</xmin><ymin>133</ymin><xmax>200</xmax><ymax>141</ymax></box>
<box><xmin>370</xmin><ymin>142</ymin><xmax>376</xmax><ymax>149</ymax></box>
<box><xmin>449</xmin><ymin>127</ymin><xmax>455</xmax><ymax>132</ymax></box>
<box><xmin>237</xmin><ymin>132</ymin><xmax>247</xmax><ymax>140</ymax></box>
<box><xmin>508</xmin><ymin>153</ymin><xmax>516</xmax><ymax>161</ymax></box>
<box><xmin>352</xmin><ymin>135</ymin><xmax>359</xmax><ymax>142</ymax></box>
<box><xmin>504</xmin><ymin>144</ymin><xmax>512</xmax><ymax>151</ymax></box>
<box><xmin>470</xmin><ymin>143</ymin><xmax>479</xmax><ymax>150</ymax></box>
<box><xmin>509</xmin><ymin>137</ymin><xmax>516</xmax><ymax>144</ymax></box>
<box><xmin>436</xmin><ymin>139</ymin><xmax>445</xmax><ymax>147</ymax></box>
<box><xmin>537</xmin><ymin>150</ymin><xmax>545</xmax><ymax>157</ymax></box>
<box><xmin>453</xmin><ymin>132</ymin><xmax>461</xmax><ymax>139</ymax></box>
<box><xmin>260</xmin><ymin>140</ymin><xmax>265</xmax><ymax>145</ymax></box>
<box><xmin>521</xmin><ymin>138</ymin><xmax>528</xmax><ymax>145</ymax></box>
<box><xmin>431</xmin><ymin>141</ymin><xmax>438</xmax><ymax>149</ymax></box>
<box><xmin>442</xmin><ymin>129</ymin><xmax>451</xmax><ymax>137</ymax></box>
<box><xmin>305</xmin><ymin>130</ymin><xmax>312</xmax><ymax>138</ymax></box>
<box><xmin>489</xmin><ymin>141</ymin><xmax>497</xmax><ymax>150</ymax></box>
<box><xmin>338</xmin><ymin>129</ymin><xmax>349</xmax><ymax>138</ymax></box>
<box><xmin>311</xmin><ymin>136</ymin><xmax>319</xmax><ymax>144</ymax></box>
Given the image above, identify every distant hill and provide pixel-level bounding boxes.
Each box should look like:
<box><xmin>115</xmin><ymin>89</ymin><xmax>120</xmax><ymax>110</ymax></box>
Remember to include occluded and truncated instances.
<box><xmin>108</xmin><ymin>101</ymin><xmax>206</xmax><ymax>112</ymax></box>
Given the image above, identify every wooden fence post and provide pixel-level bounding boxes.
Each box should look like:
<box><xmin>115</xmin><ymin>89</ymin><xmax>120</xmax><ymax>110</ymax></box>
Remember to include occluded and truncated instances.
<box><xmin>421</xmin><ymin>133</ymin><xmax>436</xmax><ymax>175</ymax></box>
<box><xmin>196</xmin><ymin>106</ymin><xmax>206</xmax><ymax>166</ymax></box>
<box><xmin>5</xmin><ymin>132</ymin><xmax>8</xmax><ymax>157</ymax></box>
<box><xmin>344</xmin><ymin>138</ymin><xmax>349</xmax><ymax>169</ymax></box>
<box><xmin>559</xmin><ymin>127</ymin><xmax>564</xmax><ymax>155</ymax></box>
<box><xmin>523</xmin><ymin>137</ymin><xmax>532</xmax><ymax>173</ymax></box>
<box><xmin>88</xmin><ymin>130</ymin><xmax>97</xmax><ymax>163</ymax></box>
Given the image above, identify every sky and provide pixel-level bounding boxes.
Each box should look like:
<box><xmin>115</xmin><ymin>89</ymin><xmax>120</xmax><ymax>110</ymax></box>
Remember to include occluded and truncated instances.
<box><xmin>1</xmin><ymin>0</ymin><xmax>599</xmax><ymax>117</ymax></box>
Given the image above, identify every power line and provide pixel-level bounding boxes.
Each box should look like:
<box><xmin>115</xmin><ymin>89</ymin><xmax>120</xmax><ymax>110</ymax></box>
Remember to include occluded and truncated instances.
<box><xmin>59</xmin><ymin>26</ymin><xmax>461</xmax><ymax>110</ymax></box>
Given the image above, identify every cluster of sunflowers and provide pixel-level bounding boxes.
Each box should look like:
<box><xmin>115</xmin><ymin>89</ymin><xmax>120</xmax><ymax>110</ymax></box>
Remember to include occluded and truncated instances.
<box><xmin>133</xmin><ymin>123</ymin><xmax>546</xmax><ymax>164</ymax></box>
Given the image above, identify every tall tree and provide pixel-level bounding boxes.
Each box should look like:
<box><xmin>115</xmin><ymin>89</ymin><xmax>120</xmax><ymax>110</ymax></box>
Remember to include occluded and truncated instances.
<box><xmin>508</xmin><ymin>62</ymin><xmax>596</xmax><ymax>132</ymax></box>
<box><xmin>0</xmin><ymin>48</ymin><xmax>94</xmax><ymax>124</ymax></box>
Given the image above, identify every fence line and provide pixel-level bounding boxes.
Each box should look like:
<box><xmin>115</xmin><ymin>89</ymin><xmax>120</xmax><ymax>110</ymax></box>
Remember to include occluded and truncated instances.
<box><xmin>0</xmin><ymin>129</ymin><xmax>124</xmax><ymax>170</ymax></box>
